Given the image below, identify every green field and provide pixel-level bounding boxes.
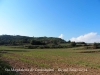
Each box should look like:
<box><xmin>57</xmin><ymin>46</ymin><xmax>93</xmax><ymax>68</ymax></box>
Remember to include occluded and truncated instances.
<box><xmin>0</xmin><ymin>46</ymin><xmax>100</xmax><ymax>75</ymax></box>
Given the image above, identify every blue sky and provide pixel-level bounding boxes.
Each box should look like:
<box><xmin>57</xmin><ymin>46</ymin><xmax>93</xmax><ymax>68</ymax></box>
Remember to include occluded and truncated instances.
<box><xmin>0</xmin><ymin>0</ymin><xmax>100</xmax><ymax>42</ymax></box>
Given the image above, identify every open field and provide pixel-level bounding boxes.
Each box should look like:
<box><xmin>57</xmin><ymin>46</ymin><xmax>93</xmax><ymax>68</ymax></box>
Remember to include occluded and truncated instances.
<box><xmin>0</xmin><ymin>46</ymin><xmax>100</xmax><ymax>75</ymax></box>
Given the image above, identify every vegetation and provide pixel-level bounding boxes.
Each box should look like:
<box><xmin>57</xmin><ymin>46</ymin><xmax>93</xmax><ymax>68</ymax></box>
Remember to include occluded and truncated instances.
<box><xmin>0</xmin><ymin>60</ymin><xmax>18</xmax><ymax>75</ymax></box>
<box><xmin>0</xmin><ymin>46</ymin><xmax>100</xmax><ymax>75</ymax></box>
<box><xmin>0</xmin><ymin>35</ymin><xmax>66</xmax><ymax>45</ymax></box>
<box><xmin>1</xmin><ymin>35</ymin><xmax>100</xmax><ymax>74</ymax></box>
<box><xmin>0</xmin><ymin>52</ymin><xmax>18</xmax><ymax>75</ymax></box>
<box><xmin>1</xmin><ymin>35</ymin><xmax>100</xmax><ymax>49</ymax></box>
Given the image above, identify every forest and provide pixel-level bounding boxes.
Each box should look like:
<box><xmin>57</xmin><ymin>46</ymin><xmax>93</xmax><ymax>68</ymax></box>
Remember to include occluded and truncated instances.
<box><xmin>0</xmin><ymin>35</ymin><xmax>100</xmax><ymax>49</ymax></box>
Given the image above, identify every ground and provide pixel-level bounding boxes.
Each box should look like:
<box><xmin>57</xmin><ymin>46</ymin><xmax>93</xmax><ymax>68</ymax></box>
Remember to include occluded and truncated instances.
<box><xmin>0</xmin><ymin>46</ymin><xmax>100</xmax><ymax>75</ymax></box>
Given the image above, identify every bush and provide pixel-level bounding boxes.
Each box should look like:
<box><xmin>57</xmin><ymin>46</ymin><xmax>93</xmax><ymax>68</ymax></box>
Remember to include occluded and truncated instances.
<box><xmin>26</xmin><ymin>44</ymin><xmax>69</xmax><ymax>49</ymax></box>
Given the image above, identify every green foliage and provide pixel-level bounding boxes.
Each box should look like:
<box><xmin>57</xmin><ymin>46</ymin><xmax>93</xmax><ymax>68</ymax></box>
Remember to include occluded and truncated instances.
<box><xmin>31</xmin><ymin>40</ymin><xmax>45</xmax><ymax>45</ymax></box>
<box><xmin>25</xmin><ymin>45</ymin><xmax>65</xmax><ymax>49</ymax></box>
<box><xmin>70</xmin><ymin>42</ymin><xmax>76</xmax><ymax>47</ymax></box>
<box><xmin>3</xmin><ymin>35</ymin><xmax>100</xmax><ymax>49</ymax></box>
<box><xmin>0</xmin><ymin>35</ymin><xmax>67</xmax><ymax>46</ymax></box>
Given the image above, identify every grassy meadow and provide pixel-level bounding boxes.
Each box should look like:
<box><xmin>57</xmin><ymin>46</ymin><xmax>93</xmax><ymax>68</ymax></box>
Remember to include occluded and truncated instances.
<box><xmin>0</xmin><ymin>46</ymin><xmax>100</xmax><ymax>75</ymax></box>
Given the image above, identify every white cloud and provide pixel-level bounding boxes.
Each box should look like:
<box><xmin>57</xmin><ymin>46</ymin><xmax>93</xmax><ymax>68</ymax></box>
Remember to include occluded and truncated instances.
<box><xmin>58</xmin><ymin>34</ymin><xmax>63</xmax><ymax>39</ymax></box>
<box><xmin>70</xmin><ymin>32</ymin><xmax>100</xmax><ymax>43</ymax></box>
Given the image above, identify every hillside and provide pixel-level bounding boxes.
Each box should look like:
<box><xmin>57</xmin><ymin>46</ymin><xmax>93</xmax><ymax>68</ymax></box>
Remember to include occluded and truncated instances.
<box><xmin>0</xmin><ymin>35</ymin><xmax>67</xmax><ymax>46</ymax></box>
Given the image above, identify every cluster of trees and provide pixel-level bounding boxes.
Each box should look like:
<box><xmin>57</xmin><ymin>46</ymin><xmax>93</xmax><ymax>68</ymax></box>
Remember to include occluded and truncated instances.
<box><xmin>0</xmin><ymin>35</ymin><xmax>30</xmax><ymax>45</ymax></box>
<box><xmin>0</xmin><ymin>35</ymin><xmax>66</xmax><ymax>45</ymax></box>
<box><xmin>1</xmin><ymin>35</ymin><xmax>100</xmax><ymax>49</ymax></box>
<box><xmin>86</xmin><ymin>43</ymin><xmax>100</xmax><ymax>49</ymax></box>
<box><xmin>0</xmin><ymin>35</ymin><xmax>79</xmax><ymax>49</ymax></box>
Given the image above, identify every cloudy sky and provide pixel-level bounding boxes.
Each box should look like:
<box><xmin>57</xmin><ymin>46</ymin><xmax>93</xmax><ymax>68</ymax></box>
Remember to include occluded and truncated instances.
<box><xmin>70</xmin><ymin>32</ymin><xmax>100</xmax><ymax>43</ymax></box>
<box><xmin>0</xmin><ymin>0</ymin><xmax>100</xmax><ymax>43</ymax></box>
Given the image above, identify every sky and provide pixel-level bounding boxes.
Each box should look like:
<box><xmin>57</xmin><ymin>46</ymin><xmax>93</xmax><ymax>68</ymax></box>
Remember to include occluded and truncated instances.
<box><xmin>0</xmin><ymin>0</ymin><xmax>100</xmax><ymax>43</ymax></box>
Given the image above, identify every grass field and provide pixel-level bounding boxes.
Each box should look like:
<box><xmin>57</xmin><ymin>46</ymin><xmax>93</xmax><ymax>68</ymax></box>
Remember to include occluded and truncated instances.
<box><xmin>0</xmin><ymin>46</ymin><xmax>100</xmax><ymax>75</ymax></box>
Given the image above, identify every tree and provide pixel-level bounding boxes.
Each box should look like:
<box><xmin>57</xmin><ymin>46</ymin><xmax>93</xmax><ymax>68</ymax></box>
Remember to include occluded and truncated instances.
<box><xmin>31</xmin><ymin>40</ymin><xmax>45</xmax><ymax>45</ymax></box>
<box><xmin>68</xmin><ymin>40</ymin><xmax>71</xmax><ymax>43</ymax></box>
<box><xmin>93</xmin><ymin>43</ymin><xmax>97</xmax><ymax>49</ymax></box>
<box><xmin>70</xmin><ymin>42</ymin><xmax>76</xmax><ymax>47</ymax></box>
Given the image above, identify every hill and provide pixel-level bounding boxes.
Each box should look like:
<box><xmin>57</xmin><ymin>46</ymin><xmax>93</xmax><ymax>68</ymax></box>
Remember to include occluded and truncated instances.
<box><xmin>0</xmin><ymin>35</ymin><xmax>67</xmax><ymax>46</ymax></box>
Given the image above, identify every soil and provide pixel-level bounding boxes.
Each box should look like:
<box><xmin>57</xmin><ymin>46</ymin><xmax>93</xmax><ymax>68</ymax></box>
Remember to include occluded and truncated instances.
<box><xmin>1</xmin><ymin>53</ymin><xmax>100</xmax><ymax>75</ymax></box>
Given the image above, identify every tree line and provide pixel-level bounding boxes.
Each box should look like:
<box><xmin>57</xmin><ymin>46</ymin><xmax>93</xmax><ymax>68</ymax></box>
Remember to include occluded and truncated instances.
<box><xmin>0</xmin><ymin>35</ymin><xmax>100</xmax><ymax>49</ymax></box>
<box><xmin>0</xmin><ymin>35</ymin><xmax>66</xmax><ymax>47</ymax></box>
